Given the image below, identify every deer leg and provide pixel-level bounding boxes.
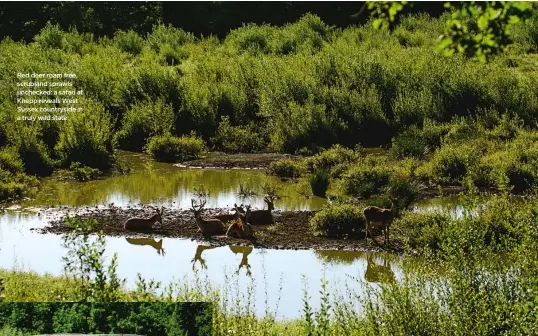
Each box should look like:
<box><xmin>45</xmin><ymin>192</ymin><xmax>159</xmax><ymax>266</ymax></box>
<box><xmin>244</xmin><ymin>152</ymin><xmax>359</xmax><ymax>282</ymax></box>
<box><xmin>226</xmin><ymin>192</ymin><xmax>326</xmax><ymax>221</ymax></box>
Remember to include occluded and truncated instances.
<box><xmin>365</xmin><ymin>220</ymin><xmax>370</xmax><ymax>241</ymax></box>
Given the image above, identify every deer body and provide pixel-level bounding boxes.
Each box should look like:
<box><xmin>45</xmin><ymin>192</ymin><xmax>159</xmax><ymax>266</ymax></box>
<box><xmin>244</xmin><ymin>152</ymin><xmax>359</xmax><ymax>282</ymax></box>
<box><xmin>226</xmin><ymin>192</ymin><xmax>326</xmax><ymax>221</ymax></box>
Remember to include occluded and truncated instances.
<box><xmin>124</xmin><ymin>207</ymin><xmax>163</xmax><ymax>231</ymax></box>
<box><xmin>363</xmin><ymin>200</ymin><xmax>396</xmax><ymax>243</ymax></box>
<box><xmin>226</xmin><ymin>205</ymin><xmax>255</xmax><ymax>240</ymax></box>
<box><xmin>191</xmin><ymin>199</ymin><xmax>225</xmax><ymax>236</ymax></box>
<box><xmin>245</xmin><ymin>197</ymin><xmax>275</xmax><ymax>225</ymax></box>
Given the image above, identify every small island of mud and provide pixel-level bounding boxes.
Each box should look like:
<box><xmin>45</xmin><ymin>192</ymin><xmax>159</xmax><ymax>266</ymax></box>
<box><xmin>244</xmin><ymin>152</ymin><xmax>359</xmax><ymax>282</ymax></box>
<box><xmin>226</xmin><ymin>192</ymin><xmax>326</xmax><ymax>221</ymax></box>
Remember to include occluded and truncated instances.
<box><xmin>38</xmin><ymin>205</ymin><xmax>402</xmax><ymax>252</ymax></box>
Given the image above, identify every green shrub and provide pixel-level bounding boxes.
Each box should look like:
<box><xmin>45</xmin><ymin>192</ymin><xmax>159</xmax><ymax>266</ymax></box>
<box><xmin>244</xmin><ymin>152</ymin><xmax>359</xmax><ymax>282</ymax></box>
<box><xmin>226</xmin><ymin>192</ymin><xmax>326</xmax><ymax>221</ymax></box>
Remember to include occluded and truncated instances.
<box><xmin>392</xmin><ymin>212</ymin><xmax>452</xmax><ymax>250</ymax></box>
<box><xmin>310</xmin><ymin>169</ymin><xmax>330</xmax><ymax>198</ymax></box>
<box><xmin>69</xmin><ymin>162</ymin><xmax>102</xmax><ymax>182</ymax></box>
<box><xmin>11</xmin><ymin>126</ymin><xmax>55</xmax><ymax>176</ymax></box>
<box><xmin>310</xmin><ymin>203</ymin><xmax>365</xmax><ymax>238</ymax></box>
<box><xmin>210</xmin><ymin>116</ymin><xmax>266</xmax><ymax>153</ymax></box>
<box><xmin>116</xmin><ymin>98</ymin><xmax>175</xmax><ymax>151</ymax></box>
<box><xmin>114</xmin><ymin>30</ymin><xmax>145</xmax><ymax>55</ymax></box>
<box><xmin>55</xmin><ymin>100</ymin><xmax>115</xmax><ymax>170</ymax></box>
<box><xmin>418</xmin><ymin>145</ymin><xmax>474</xmax><ymax>185</ymax></box>
<box><xmin>341</xmin><ymin>164</ymin><xmax>391</xmax><ymax>198</ymax></box>
<box><xmin>145</xmin><ymin>133</ymin><xmax>206</xmax><ymax>162</ymax></box>
<box><xmin>0</xmin><ymin>147</ymin><xmax>23</xmax><ymax>174</ymax></box>
<box><xmin>304</xmin><ymin>144</ymin><xmax>361</xmax><ymax>171</ymax></box>
<box><xmin>147</xmin><ymin>24</ymin><xmax>195</xmax><ymax>52</ymax></box>
<box><xmin>391</xmin><ymin>121</ymin><xmax>451</xmax><ymax>159</ymax></box>
<box><xmin>267</xmin><ymin>159</ymin><xmax>304</xmax><ymax>178</ymax></box>
<box><xmin>387</xmin><ymin>173</ymin><xmax>421</xmax><ymax>208</ymax></box>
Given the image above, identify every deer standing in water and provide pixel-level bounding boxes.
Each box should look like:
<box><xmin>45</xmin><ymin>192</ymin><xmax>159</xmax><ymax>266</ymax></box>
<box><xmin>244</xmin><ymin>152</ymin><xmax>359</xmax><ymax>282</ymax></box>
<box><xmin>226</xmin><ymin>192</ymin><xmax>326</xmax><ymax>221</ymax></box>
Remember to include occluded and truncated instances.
<box><xmin>226</xmin><ymin>205</ymin><xmax>255</xmax><ymax>240</ymax></box>
<box><xmin>191</xmin><ymin>199</ymin><xmax>226</xmax><ymax>237</ymax></box>
<box><xmin>124</xmin><ymin>207</ymin><xmax>163</xmax><ymax>231</ymax></box>
<box><xmin>243</xmin><ymin>196</ymin><xmax>276</xmax><ymax>225</ymax></box>
<box><xmin>363</xmin><ymin>198</ymin><xmax>397</xmax><ymax>244</ymax></box>
<box><xmin>126</xmin><ymin>238</ymin><xmax>165</xmax><ymax>256</ymax></box>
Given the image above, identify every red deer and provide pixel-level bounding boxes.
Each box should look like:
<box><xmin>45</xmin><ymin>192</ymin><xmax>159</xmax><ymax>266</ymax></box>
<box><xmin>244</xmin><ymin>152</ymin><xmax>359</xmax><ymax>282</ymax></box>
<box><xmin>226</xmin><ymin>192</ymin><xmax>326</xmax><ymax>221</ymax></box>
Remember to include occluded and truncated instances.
<box><xmin>226</xmin><ymin>205</ymin><xmax>255</xmax><ymax>240</ymax></box>
<box><xmin>124</xmin><ymin>207</ymin><xmax>163</xmax><ymax>231</ymax></box>
<box><xmin>363</xmin><ymin>198</ymin><xmax>397</xmax><ymax>244</ymax></box>
<box><xmin>191</xmin><ymin>199</ymin><xmax>225</xmax><ymax>236</ymax></box>
<box><xmin>245</xmin><ymin>196</ymin><xmax>275</xmax><ymax>225</ymax></box>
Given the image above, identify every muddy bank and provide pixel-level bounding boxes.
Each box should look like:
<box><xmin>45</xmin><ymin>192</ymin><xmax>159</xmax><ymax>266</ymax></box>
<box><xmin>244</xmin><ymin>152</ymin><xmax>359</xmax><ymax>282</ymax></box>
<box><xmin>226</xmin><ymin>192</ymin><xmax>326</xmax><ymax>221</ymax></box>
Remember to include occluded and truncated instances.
<box><xmin>176</xmin><ymin>153</ymin><xmax>300</xmax><ymax>169</ymax></box>
<box><xmin>37</xmin><ymin>205</ymin><xmax>401</xmax><ymax>252</ymax></box>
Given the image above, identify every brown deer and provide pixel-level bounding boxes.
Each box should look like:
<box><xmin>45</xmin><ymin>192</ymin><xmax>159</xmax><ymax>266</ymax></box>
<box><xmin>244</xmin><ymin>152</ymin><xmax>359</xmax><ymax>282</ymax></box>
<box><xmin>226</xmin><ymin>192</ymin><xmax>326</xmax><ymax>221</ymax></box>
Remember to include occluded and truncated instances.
<box><xmin>226</xmin><ymin>205</ymin><xmax>255</xmax><ymax>240</ymax></box>
<box><xmin>363</xmin><ymin>198</ymin><xmax>397</xmax><ymax>244</ymax></box>
<box><xmin>244</xmin><ymin>196</ymin><xmax>276</xmax><ymax>225</ymax></box>
<box><xmin>211</xmin><ymin>204</ymin><xmax>245</xmax><ymax>223</ymax></box>
<box><xmin>229</xmin><ymin>245</ymin><xmax>253</xmax><ymax>276</ymax></box>
<box><xmin>124</xmin><ymin>207</ymin><xmax>163</xmax><ymax>231</ymax></box>
<box><xmin>126</xmin><ymin>238</ymin><xmax>165</xmax><ymax>256</ymax></box>
<box><xmin>191</xmin><ymin>199</ymin><xmax>226</xmax><ymax>237</ymax></box>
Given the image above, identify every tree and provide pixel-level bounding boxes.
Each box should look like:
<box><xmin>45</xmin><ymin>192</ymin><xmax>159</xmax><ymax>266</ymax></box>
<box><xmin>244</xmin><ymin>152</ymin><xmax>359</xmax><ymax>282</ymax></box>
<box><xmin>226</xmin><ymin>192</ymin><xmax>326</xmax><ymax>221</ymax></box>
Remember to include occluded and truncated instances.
<box><xmin>366</xmin><ymin>1</ymin><xmax>537</xmax><ymax>62</ymax></box>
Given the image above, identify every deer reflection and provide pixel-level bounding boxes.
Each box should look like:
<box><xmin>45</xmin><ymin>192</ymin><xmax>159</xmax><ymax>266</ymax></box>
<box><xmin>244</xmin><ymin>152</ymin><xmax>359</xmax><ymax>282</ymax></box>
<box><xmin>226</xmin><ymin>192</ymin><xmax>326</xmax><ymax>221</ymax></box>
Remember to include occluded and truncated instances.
<box><xmin>125</xmin><ymin>238</ymin><xmax>165</xmax><ymax>256</ymax></box>
<box><xmin>191</xmin><ymin>244</ymin><xmax>253</xmax><ymax>276</ymax></box>
<box><xmin>191</xmin><ymin>245</ymin><xmax>216</xmax><ymax>270</ymax></box>
<box><xmin>364</xmin><ymin>252</ymin><xmax>395</xmax><ymax>284</ymax></box>
<box><xmin>229</xmin><ymin>246</ymin><xmax>253</xmax><ymax>276</ymax></box>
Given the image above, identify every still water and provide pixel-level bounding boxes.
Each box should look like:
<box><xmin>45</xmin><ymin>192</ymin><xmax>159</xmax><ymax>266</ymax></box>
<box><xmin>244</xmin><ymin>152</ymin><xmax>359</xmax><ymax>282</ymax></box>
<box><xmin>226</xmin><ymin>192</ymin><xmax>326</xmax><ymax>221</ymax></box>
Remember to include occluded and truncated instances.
<box><xmin>0</xmin><ymin>152</ymin><xmax>402</xmax><ymax>319</ymax></box>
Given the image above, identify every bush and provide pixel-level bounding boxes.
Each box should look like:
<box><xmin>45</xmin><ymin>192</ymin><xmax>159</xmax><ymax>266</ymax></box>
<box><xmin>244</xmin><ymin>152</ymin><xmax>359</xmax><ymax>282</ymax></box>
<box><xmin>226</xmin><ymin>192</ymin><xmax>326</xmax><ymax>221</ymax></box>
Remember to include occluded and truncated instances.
<box><xmin>391</xmin><ymin>121</ymin><xmax>451</xmax><ymax>159</ymax></box>
<box><xmin>210</xmin><ymin>116</ymin><xmax>266</xmax><ymax>153</ymax></box>
<box><xmin>341</xmin><ymin>164</ymin><xmax>391</xmax><ymax>198</ymax></box>
<box><xmin>116</xmin><ymin>98</ymin><xmax>175</xmax><ymax>151</ymax></box>
<box><xmin>114</xmin><ymin>30</ymin><xmax>145</xmax><ymax>55</ymax></box>
<box><xmin>387</xmin><ymin>173</ymin><xmax>421</xmax><ymax>208</ymax></box>
<box><xmin>54</xmin><ymin>100</ymin><xmax>115</xmax><ymax>170</ymax></box>
<box><xmin>392</xmin><ymin>212</ymin><xmax>452</xmax><ymax>250</ymax></box>
<box><xmin>267</xmin><ymin>159</ymin><xmax>304</xmax><ymax>178</ymax></box>
<box><xmin>304</xmin><ymin>144</ymin><xmax>361</xmax><ymax>171</ymax></box>
<box><xmin>69</xmin><ymin>162</ymin><xmax>102</xmax><ymax>182</ymax></box>
<box><xmin>418</xmin><ymin>145</ymin><xmax>474</xmax><ymax>185</ymax></box>
<box><xmin>310</xmin><ymin>203</ymin><xmax>366</xmax><ymax>238</ymax></box>
<box><xmin>309</xmin><ymin>169</ymin><xmax>330</xmax><ymax>198</ymax></box>
<box><xmin>145</xmin><ymin>133</ymin><xmax>206</xmax><ymax>162</ymax></box>
<box><xmin>0</xmin><ymin>147</ymin><xmax>23</xmax><ymax>174</ymax></box>
<box><xmin>11</xmin><ymin>126</ymin><xmax>55</xmax><ymax>176</ymax></box>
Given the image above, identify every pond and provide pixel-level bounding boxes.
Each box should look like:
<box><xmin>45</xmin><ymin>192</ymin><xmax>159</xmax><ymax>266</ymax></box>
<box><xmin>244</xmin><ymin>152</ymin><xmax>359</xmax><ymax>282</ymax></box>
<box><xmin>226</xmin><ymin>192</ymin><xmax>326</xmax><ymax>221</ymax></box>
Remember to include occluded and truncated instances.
<box><xmin>0</xmin><ymin>151</ymin><xmax>409</xmax><ymax>319</ymax></box>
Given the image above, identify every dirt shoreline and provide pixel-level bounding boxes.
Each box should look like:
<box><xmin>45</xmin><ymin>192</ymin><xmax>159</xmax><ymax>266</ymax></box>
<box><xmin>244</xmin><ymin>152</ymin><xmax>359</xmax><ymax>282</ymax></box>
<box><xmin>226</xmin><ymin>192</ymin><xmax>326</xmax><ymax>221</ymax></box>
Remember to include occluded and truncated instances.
<box><xmin>36</xmin><ymin>205</ymin><xmax>403</xmax><ymax>252</ymax></box>
<box><xmin>176</xmin><ymin>153</ymin><xmax>300</xmax><ymax>169</ymax></box>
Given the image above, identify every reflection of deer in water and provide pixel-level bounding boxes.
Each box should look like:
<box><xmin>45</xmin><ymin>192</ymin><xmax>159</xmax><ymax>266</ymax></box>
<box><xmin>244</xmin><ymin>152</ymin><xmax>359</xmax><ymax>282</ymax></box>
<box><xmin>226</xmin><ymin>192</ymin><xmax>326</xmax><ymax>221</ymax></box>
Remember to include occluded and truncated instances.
<box><xmin>126</xmin><ymin>238</ymin><xmax>166</xmax><ymax>256</ymax></box>
<box><xmin>229</xmin><ymin>246</ymin><xmax>253</xmax><ymax>276</ymax></box>
<box><xmin>191</xmin><ymin>244</ymin><xmax>253</xmax><ymax>276</ymax></box>
<box><xmin>364</xmin><ymin>252</ymin><xmax>396</xmax><ymax>284</ymax></box>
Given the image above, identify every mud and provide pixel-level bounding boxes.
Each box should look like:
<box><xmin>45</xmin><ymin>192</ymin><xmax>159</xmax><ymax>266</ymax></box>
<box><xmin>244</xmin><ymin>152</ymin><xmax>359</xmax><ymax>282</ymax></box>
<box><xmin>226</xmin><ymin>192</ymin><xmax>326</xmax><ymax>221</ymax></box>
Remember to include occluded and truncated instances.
<box><xmin>36</xmin><ymin>205</ymin><xmax>402</xmax><ymax>252</ymax></box>
<box><xmin>175</xmin><ymin>153</ymin><xmax>301</xmax><ymax>169</ymax></box>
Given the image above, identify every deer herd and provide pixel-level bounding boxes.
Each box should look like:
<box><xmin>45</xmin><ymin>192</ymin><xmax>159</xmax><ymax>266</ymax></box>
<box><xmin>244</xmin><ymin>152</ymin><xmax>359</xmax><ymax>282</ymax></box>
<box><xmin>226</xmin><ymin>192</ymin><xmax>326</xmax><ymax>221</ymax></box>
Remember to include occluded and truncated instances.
<box><xmin>122</xmin><ymin>194</ymin><xmax>397</xmax><ymax>244</ymax></box>
<box><xmin>122</xmin><ymin>195</ymin><xmax>278</xmax><ymax>241</ymax></box>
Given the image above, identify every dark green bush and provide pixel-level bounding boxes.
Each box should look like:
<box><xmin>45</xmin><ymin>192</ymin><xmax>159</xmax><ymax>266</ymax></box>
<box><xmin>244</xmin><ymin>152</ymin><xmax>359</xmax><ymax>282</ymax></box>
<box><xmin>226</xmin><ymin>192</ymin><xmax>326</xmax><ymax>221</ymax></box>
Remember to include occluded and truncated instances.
<box><xmin>310</xmin><ymin>169</ymin><xmax>330</xmax><ymax>198</ymax></box>
<box><xmin>54</xmin><ymin>101</ymin><xmax>115</xmax><ymax>170</ymax></box>
<box><xmin>391</xmin><ymin>121</ymin><xmax>451</xmax><ymax>159</ymax></box>
<box><xmin>145</xmin><ymin>133</ymin><xmax>206</xmax><ymax>162</ymax></box>
<box><xmin>418</xmin><ymin>145</ymin><xmax>474</xmax><ymax>185</ymax></box>
<box><xmin>392</xmin><ymin>211</ymin><xmax>452</xmax><ymax>250</ymax></box>
<box><xmin>387</xmin><ymin>173</ymin><xmax>421</xmax><ymax>209</ymax></box>
<box><xmin>116</xmin><ymin>98</ymin><xmax>175</xmax><ymax>151</ymax></box>
<box><xmin>341</xmin><ymin>164</ymin><xmax>391</xmax><ymax>198</ymax></box>
<box><xmin>267</xmin><ymin>159</ymin><xmax>304</xmax><ymax>178</ymax></box>
<box><xmin>210</xmin><ymin>116</ymin><xmax>266</xmax><ymax>153</ymax></box>
<box><xmin>310</xmin><ymin>203</ymin><xmax>365</xmax><ymax>238</ymax></box>
<box><xmin>114</xmin><ymin>30</ymin><xmax>145</xmax><ymax>55</ymax></box>
<box><xmin>0</xmin><ymin>147</ymin><xmax>23</xmax><ymax>174</ymax></box>
<box><xmin>304</xmin><ymin>144</ymin><xmax>361</xmax><ymax>171</ymax></box>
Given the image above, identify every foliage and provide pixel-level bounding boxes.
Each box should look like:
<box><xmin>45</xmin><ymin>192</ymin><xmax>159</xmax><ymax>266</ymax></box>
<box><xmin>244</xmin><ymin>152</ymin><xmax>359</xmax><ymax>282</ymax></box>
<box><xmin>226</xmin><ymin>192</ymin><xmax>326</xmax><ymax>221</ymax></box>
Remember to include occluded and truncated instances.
<box><xmin>439</xmin><ymin>1</ymin><xmax>537</xmax><ymax>62</ymax></box>
<box><xmin>310</xmin><ymin>169</ymin><xmax>330</xmax><ymax>198</ymax></box>
<box><xmin>116</xmin><ymin>98</ymin><xmax>176</xmax><ymax>151</ymax></box>
<box><xmin>304</xmin><ymin>144</ymin><xmax>361</xmax><ymax>171</ymax></box>
<box><xmin>310</xmin><ymin>203</ymin><xmax>366</xmax><ymax>238</ymax></box>
<box><xmin>210</xmin><ymin>116</ymin><xmax>266</xmax><ymax>153</ymax></box>
<box><xmin>145</xmin><ymin>133</ymin><xmax>206</xmax><ymax>163</ymax></box>
<box><xmin>267</xmin><ymin>158</ymin><xmax>304</xmax><ymax>179</ymax></box>
<box><xmin>341</xmin><ymin>163</ymin><xmax>392</xmax><ymax>198</ymax></box>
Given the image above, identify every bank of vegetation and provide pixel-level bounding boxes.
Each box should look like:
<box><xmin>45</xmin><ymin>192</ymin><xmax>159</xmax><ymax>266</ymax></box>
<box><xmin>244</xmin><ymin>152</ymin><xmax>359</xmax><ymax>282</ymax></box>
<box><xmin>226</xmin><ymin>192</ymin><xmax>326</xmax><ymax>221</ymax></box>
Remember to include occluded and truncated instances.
<box><xmin>1</xmin><ymin>11</ymin><xmax>537</xmax><ymax>202</ymax></box>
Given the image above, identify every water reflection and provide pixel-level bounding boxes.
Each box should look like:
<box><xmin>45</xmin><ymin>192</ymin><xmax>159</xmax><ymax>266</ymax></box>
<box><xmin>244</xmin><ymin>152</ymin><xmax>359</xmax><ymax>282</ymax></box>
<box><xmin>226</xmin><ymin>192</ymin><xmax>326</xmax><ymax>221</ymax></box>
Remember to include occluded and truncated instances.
<box><xmin>191</xmin><ymin>244</ymin><xmax>253</xmax><ymax>277</ymax></box>
<box><xmin>125</xmin><ymin>238</ymin><xmax>165</xmax><ymax>256</ymax></box>
<box><xmin>17</xmin><ymin>151</ymin><xmax>327</xmax><ymax>211</ymax></box>
<box><xmin>364</xmin><ymin>252</ymin><xmax>396</xmax><ymax>284</ymax></box>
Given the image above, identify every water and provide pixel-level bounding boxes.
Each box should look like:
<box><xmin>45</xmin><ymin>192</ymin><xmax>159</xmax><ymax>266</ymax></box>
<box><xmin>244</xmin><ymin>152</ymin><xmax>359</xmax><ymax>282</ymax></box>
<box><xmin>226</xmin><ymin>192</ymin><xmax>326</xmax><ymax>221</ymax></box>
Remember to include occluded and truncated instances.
<box><xmin>0</xmin><ymin>151</ymin><xmax>404</xmax><ymax>319</ymax></box>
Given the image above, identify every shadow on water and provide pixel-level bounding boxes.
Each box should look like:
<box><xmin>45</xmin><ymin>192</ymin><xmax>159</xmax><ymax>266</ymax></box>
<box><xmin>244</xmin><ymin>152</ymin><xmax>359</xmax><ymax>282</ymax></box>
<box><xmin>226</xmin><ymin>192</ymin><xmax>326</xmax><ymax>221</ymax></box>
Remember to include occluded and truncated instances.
<box><xmin>192</xmin><ymin>244</ymin><xmax>253</xmax><ymax>276</ymax></box>
<box><xmin>125</xmin><ymin>237</ymin><xmax>165</xmax><ymax>256</ymax></box>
